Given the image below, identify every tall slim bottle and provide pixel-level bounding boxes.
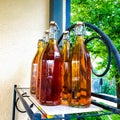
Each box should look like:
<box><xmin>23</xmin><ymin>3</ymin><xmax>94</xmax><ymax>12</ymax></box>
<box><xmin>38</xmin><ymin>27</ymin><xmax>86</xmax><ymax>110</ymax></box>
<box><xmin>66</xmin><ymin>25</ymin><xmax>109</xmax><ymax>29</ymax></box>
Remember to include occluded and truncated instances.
<box><xmin>30</xmin><ymin>39</ymin><xmax>44</xmax><ymax>94</ymax></box>
<box><xmin>36</xmin><ymin>30</ymin><xmax>49</xmax><ymax>99</ymax></box>
<box><xmin>70</xmin><ymin>22</ymin><xmax>91</xmax><ymax>107</ymax></box>
<box><xmin>61</xmin><ymin>31</ymin><xmax>71</xmax><ymax>105</ymax></box>
<box><xmin>39</xmin><ymin>21</ymin><xmax>62</xmax><ymax>105</ymax></box>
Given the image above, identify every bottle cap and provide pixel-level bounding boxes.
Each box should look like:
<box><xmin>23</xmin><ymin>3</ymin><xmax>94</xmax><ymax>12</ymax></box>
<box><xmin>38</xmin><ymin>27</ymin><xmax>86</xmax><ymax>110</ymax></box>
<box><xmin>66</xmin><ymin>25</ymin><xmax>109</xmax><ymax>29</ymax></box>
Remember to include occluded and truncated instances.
<box><xmin>50</xmin><ymin>21</ymin><xmax>60</xmax><ymax>32</ymax></box>
<box><xmin>50</xmin><ymin>21</ymin><xmax>56</xmax><ymax>25</ymax></box>
<box><xmin>63</xmin><ymin>31</ymin><xmax>69</xmax><ymax>34</ymax></box>
<box><xmin>45</xmin><ymin>30</ymin><xmax>49</xmax><ymax>34</ymax></box>
<box><xmin>76</xmin><ymin>21</ymin><xmax>83</xmax><ymax>25</ymax></box>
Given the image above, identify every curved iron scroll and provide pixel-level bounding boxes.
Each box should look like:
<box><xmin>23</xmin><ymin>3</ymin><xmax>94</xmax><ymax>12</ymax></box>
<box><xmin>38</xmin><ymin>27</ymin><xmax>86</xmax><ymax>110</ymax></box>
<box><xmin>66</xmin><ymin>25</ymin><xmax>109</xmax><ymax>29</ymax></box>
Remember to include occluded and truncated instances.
<box><xmin>58</xmin><ymin>22</ymin><xmax>120</xmax><ymax>76</ymax></box>
<box><xmin>15</xmin><ymin>92</ymin><xmax>33</xmax><ymax>113</ymax></box>
<box><xmin>85</xmin><ymin>36</ymin><xmax>111</xmax><ymax>77</ymax></box>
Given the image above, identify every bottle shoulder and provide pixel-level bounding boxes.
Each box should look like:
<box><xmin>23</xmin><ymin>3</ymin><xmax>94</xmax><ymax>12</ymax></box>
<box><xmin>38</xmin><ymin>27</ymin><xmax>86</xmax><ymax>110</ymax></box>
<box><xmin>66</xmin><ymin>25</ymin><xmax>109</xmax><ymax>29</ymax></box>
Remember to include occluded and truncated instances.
<box><xmin>32</xmin><ymin>51</ymin><xmax>42</xmax><ymax>63</ymax></box>
<box><xmin>42</xmin><ymin>43</ymin><xmax>61</xmax><ymax>60</ymax></box>
<box><xmin>71</xmin><ymin>43</ymin><xmax>89</xmax><ymax>60</ymax></box>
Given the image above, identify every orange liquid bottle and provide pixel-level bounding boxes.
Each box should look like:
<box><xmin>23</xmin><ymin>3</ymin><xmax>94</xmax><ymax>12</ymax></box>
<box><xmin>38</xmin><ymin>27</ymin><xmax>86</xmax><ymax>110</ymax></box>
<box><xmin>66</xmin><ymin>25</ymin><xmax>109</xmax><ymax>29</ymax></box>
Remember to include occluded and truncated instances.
<box><xmin>30</xmin><ymin>39</ymin><xmax>44</xmax><ymax>94</ymax></box>
<box><xmin>61</xmin><ymin>31</ymin><xmax>71</xmax><ymax>105</ymax></box>
<box><xmin>70</xmin><ymin>22</ymin><xmax>91</xmax><ymax>107</ymax></box>
<box><xmin>39</xmin><ymin>21</ymin><xmax>62</xmax><ymax>105</ymax></box>
<box><xmin>36</xmin><ymin>30</ymin><xmax>49</xmax><ymax>99</ymax></box>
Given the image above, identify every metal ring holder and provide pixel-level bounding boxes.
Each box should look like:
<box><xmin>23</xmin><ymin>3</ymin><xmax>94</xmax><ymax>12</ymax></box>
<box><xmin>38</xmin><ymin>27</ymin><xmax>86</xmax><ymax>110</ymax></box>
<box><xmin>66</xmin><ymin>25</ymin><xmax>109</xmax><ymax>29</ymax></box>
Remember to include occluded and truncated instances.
<box><xmin>84</xmin><ymin>36</ymin><xmax>111</xmax><ymax>77</ymax></box>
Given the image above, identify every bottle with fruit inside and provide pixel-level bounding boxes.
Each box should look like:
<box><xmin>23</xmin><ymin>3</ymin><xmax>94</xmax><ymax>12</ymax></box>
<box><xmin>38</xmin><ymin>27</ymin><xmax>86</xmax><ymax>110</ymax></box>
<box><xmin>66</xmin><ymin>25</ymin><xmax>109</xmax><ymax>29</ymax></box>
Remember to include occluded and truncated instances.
<box><xmin>70</xmin><ymin>22</ymin><xmax>91</xmax><ymax>107</ymax></box>
<box><xmin>61</xmin><ymin>31</ymin><xmax>72</xmax><ymax>105</ymax></box>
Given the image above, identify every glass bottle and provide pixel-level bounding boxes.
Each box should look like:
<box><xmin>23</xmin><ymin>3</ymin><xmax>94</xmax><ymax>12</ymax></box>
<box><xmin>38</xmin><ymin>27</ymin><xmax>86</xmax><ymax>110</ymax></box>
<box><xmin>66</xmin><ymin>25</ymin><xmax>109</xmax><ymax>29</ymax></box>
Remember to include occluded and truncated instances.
<box><xmin>70</xmin><ymin>22</ymin><xmax>91</xmax><ymax>107</ymax></box>
<box><xmin>36</xmin><ymin>30</ymin><xmax>49</xmax><ymax>99</ymax></box>
<box><xmin>30</xmin><ymin>39</ymin><xmax>44</xmax><ymax>94</ymax></box>
<box><xmin>61</xmin><ymin>31</ymin><xmax>71</xmax><ymax>105</ymax></box>
<box><xmin>39</xmin><ymin>21</ymin><xmax>62</xmax><ymax>105</ymax></box>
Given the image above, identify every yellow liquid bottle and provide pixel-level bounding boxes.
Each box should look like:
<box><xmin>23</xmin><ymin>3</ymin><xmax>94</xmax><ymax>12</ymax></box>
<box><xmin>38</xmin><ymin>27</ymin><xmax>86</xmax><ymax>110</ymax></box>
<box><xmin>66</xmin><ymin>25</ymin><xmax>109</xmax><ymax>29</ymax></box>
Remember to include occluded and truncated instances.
<box><xmin>39</xmin><ymin>21</ymin><xmax>62</xmax><ymax>105</ymax></box>
<box><xmin>61</xmin><ymin>31</ymin><xmax>71</xmax><ymax>105</ymax></box>
<box><xmin>70</xmin><ymin>22</ymin><xmax>91</xmax><ymax>107</ymax></box>
<box><xmin>30</xmin><ymin>39</ymin><xmax>44</xmax><ymax>94</ymax></box>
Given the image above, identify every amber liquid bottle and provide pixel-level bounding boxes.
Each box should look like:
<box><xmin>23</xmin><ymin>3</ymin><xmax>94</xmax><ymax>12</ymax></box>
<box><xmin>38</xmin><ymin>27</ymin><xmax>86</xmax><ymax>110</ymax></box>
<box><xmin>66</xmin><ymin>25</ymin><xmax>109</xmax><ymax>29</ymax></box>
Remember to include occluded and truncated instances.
<box><xmin>39</xmin><ymin>21</ymin><xmax>62</xmax><ymax>105</ymax></box>
<box><xmin>30</xmin><ymin>39</ymin><xmax>44</xmax><ymax>94</ymax></box>
<box><xmin>61</xmin><ymin>31</ymin><xmax>71</xmax><ymax>105</ymax></box>
<box><xmin>36</xmin><ymin>30</ymin><xmax>49</xmax><ymax>99</ymax></box>
<box><xmin>70</xmin><ymin>22</ymin><xmax>91</xmax><ymax>107</ymax></box>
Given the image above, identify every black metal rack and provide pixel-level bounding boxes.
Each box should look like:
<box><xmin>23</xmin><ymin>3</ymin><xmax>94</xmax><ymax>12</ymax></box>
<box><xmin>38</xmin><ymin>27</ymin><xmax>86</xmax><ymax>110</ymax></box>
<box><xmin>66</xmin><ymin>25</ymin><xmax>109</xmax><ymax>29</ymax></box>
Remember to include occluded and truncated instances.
<box><xmin>12</xmin><ymin>85</ymin><xmax>120</xmax><ymax>120</ymax></box>
<box><xmin>12</xmin><ymin>23</ymin><xmax>120</xmax><ymax>120</ymax></box>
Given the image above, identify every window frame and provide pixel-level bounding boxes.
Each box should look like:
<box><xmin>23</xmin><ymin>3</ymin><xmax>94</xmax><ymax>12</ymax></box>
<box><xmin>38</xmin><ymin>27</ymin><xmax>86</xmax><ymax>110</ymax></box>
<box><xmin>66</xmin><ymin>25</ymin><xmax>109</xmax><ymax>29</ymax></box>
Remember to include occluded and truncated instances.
<box><xmin>49</xmin><ymin>0</ymin><xmax>70</xmax><ymax>39</ymax></box>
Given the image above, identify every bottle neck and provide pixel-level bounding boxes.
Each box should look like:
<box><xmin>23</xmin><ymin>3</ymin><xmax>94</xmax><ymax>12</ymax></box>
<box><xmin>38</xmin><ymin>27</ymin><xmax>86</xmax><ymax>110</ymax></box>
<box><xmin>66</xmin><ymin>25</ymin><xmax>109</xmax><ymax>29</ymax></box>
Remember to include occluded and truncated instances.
<box><xmin>44</xmin><ymin>31</ymin><xmax>49</xmax><ymax>43</ymax></box>
<box><xmin>75</xmin><ymin>22</ymin><xmax>85</xmax><ymax>36</ymax></box>
<box><xmin>62</xmin><ymin>31</ymin><xmax>70</xmax><ymax>51</ymax></box>
<box><xmin>75</xmin><ymin>22</ymin><xmax>85</xmax><ymax>44</ymax></box>
<box><xmin>76</xmin><ymin>36</ymin><xmax>84</xmax><ymax>44</ymax></box>
<box><xmin>49</xmin><ymin>23</ymin><xmax>58</xmax><ymax>41</ymax></box>
<box><xmin>62</xmin><ymin>39</ymin><xmax>70</xmax><ymax>59</ymax></box>
<box><xmin>62</xmin><ymin>39</ymin><xmax>70</xmax><ymax>49</ymax></box>
<box><xmin>62</xmin><ymin>39</ymin><xmax>68</xmax><ymax>46</ymax></box>
<box><xmin>44</xmin><ymin>34</ymin><xmax>49</xmax><ymax>43</ymax></box>
<box><xmin>38</xmin><ymin>41</ymin><xmax>44</xmax><ymax>52</ymax></box>
<box><xmin>49</xmin><ymin>38</ymin><xmax>58</xmax><ymax>45</ymax></box>
<box><xmin>49</xmin><ymin>33</ymin><xmax>57</xmax><ymax>40</ymax></box>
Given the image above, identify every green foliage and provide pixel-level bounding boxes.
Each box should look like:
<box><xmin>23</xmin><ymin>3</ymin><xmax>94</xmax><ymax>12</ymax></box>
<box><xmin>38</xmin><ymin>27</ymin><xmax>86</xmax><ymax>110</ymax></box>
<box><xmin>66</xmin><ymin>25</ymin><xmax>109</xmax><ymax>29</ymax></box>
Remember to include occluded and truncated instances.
<box><xmin>70</xmin><ymin>112</ymin><xmax>120</xmax><ymax>120</ymax></box>
<box><xmin>71</xmin><ymin>0</ymin><xmax>120</xmax><ymax>81</ymax></box>
<box><xmin>101</xmin><ymin>77</ymin><xmax>116</xmax><ymax>95</ymax></box>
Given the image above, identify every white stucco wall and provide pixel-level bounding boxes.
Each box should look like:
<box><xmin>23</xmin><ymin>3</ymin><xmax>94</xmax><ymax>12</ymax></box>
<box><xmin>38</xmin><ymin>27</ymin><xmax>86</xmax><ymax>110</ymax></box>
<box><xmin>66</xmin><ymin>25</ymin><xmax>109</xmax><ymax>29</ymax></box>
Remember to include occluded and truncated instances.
<box><xmin>0</xmin><ymin>0</ymin><xmax>49</xmax><ymax>119</ymax></box>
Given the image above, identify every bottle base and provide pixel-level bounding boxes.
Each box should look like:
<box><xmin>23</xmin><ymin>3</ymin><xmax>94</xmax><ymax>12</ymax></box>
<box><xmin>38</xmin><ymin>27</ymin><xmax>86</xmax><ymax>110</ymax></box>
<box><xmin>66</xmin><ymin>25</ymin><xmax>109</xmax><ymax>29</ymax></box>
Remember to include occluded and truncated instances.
<box><xmin>69</xmin><ymin>103</ymin><xmax>91</xmax><ymax>108</ymax></box>
<box><xmin>40</xmin><ymin>100</ymin><xmax>61</xmax><ymax>106</ymax></box>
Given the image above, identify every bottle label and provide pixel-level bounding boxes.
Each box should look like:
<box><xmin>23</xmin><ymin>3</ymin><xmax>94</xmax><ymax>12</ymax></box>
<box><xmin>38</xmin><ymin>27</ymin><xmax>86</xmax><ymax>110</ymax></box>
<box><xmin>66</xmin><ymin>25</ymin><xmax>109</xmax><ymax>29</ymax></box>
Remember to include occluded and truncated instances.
<box><xmin>47</xmin><ymin>60</ymin><xmax>54</xmax><ymax>77</ymax></box>
<box><xmin>32</xmin><ymin>64</ymin><xmax>38</xmax><ymax>77</ymax></box>
<box><xmin>72</xmin><ymin>61</ymin><xmax>80</xmax><ymax>81</ymax></box>
<box><xmin>31</xmin><ymin>63</ymin><xmax>38</xmax><ymax>93</ymax></box>
<box><xmin>64</xmin><ymin>62</ymin><xmax>68</xmax><ymax>71</ymax></box>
